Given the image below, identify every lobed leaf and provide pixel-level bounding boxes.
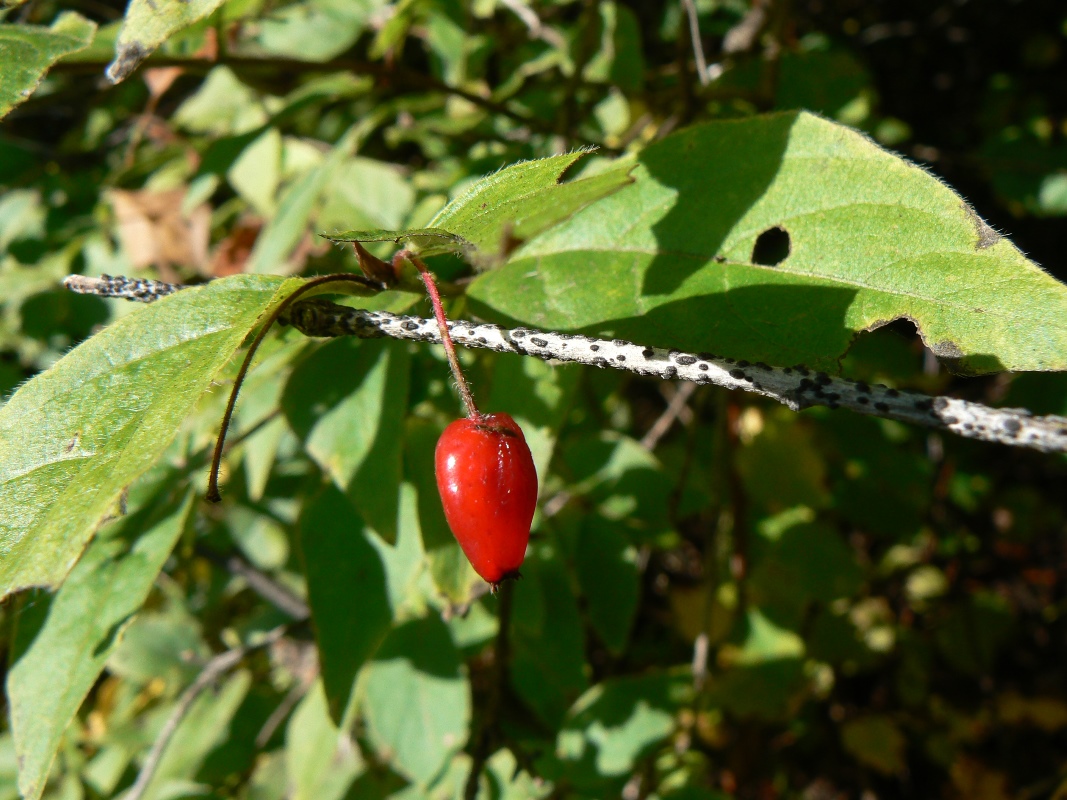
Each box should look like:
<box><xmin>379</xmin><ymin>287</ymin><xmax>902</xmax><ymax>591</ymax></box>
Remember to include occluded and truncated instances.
<box><xmin>468</xmin><ymin>111</ymin><xmax>1067</xmax><ymax>375</ymax></box>
<box><xmin>0</xmin><ymin>274</ymin><xmax>298</xmax><ymax>601</ymax></box>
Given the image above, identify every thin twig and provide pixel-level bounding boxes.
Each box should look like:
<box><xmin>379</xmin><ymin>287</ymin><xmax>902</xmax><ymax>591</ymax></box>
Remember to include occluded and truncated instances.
<box><xmin>681</xmin><ymin>0</ymin><xmax>711</xmax><ymax>86</ymax></box>
<box><xmin>641</xmin><ymin>382</ymin><xmax>698</xmax><ymax>450</ymax></box>
<box><xmin>255</xmin><ymin>680</ymin><xmax>312</xmax><ymax>748</ymax></box>
<box><xmin>124</xmin><ymin>625</ymin><xmax>288</xmax><ymax>800</ymax></box>
<box><xmin>54</xmin><ymin>54</ymin><xmax>549</xmax><ymax>134</ymax></box>
<box><xmin>64</xmin><ymin>275</ymin><xmax>1067</xmax><ymax>454</ymax></box>
<box><xmin>196</xmin><ymin>545</ymin><xmax>310</xmax><ymax>620</ymax></box>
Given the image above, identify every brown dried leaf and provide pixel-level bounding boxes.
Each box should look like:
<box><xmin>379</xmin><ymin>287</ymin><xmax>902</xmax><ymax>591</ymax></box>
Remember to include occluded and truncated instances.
<box><xmin>110</xmin><ymin>188</ymin><xmax>210</xmax><ymax>274</ymax></box>
<box><xmin>143</xmin><ymin>66</ymin><xmax>182</xmax><ymax>99</ymax></box>
<box><xmin>210</xmin><ymin>218</ymin><xmax>262</xmax><ymax>277</ymax></box>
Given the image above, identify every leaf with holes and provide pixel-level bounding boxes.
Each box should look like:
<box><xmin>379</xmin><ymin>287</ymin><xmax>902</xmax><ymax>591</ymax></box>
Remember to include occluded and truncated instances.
<box><xmin>467</xmin><ymin>111</ymin><xmax>1067</xmax><ymax>375</ymax></box>
<box><xmin>0</xmin><ymin>274</ymin><xmax>298</xmax><ymax>601</ymax></box>
<box><xmin>325</xmin><ymin>150</ymin><xmax>634</xmax><ymax>266</ymax></box>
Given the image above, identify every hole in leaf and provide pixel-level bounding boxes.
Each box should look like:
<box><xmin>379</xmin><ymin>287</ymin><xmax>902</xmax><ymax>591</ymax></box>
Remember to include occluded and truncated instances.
<box><xmin>751</xmin><ymin>226</ymin><xmax>791</xmax><ymax>266</ymax></box>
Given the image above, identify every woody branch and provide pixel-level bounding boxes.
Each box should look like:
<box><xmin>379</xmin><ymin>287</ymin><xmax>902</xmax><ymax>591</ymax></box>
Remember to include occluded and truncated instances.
<box><xmin>64</xmin><ymin>274</ymin><xmax>1067</xmax><ymax>455</ymax></box>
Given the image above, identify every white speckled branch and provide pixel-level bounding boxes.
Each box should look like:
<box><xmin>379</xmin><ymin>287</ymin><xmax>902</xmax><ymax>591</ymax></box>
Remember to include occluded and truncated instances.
<box><xmin>65</xmin><ymin>274</ymin><xmax>1067</xmax><ymax>454</ymax></box>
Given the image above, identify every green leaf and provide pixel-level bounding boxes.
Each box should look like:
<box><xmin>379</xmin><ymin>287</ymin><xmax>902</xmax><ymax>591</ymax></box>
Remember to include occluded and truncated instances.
<box><xmin>574</xmin><ymin>514</ymin><xmax>640</xmax><ymax>655</ymax></box>
<box><xmin>556</xmin><ymin>671</ymin><xmax>691</xmax><ymax>790</ymax></box>
<box><xmin>6</xmin><ymin>493</ymin><xmax>192</xmax><ymax>800</ymax></box>
<box><xmin>468</xmin><ymin>111</ymin><xmax>1067</xmax><ymax>375</ymax></box>
<box><xmin>135</xmin><ymin>670</ymin><xmax>252</xmax><ymax>800</ymax></box>
<box><xmin>323</xmin><ymin>226</ymin><xmax>470</xmax><ymax>255</ymax></box>
<box><xmin>107</xmin><ymin>604</ymin><xmax>209</xmax><ymax>688</ymax></box>
<box><xmin>318</xmin><ymin>157</ymin><xmax>418</xmax><ymax>233</ymax></box>
<box><xmin>283</xmin><ymin>338</ymin><xmax>410</xmax><ymax>541</ymax></box>
<box><xmin>583</xmin><ymin>2</ymin><xmax>645</xmax><ymax>92</ymax></box>
<box><xmin>0</xmin><ymin>735</ymin><xmax>17</xmax><ymax>800</ymax></box>
<box><xmin>252</xmin><ymin>0</ymin><xmax>381</xmax><ymax>62</ymax></box>
<box><xmin>106</xmin><ymin>0</ymin><xmax>226</xmax><ymax>84</ymax></box>
<box><xmin>361</xmin><ymin>615</ymin><xmax>470</xmax><ymax>785</ymax></box>
<box><xmin>510</xmin><ymin>545</ymin><xmax>589</xmax><ymax>728</ymax></box>
<box><xmin>935</xmin><ymin>590</ymin><xmax>1014</xmax><ymax>676</ymax></box>
<box><xmin>703</xmin><ymin>611</ymin><xmax>808</xmax><ymax>719</ymax></box>
<box><xmin>285</xmin><ymin>680</ymin><xmax>364</xmax><ymax>800</ymax></box>
<box><xmin>0</xmin><ymin>12</ymin><xmax>96</xmax><ymax>121</ymax></box>
<box><xmin>737</xmin><ymin>412</ymin><xmax>830</xmax><ymax>513</ymax></box>
<box><xmin>297</xmin><ymin>486</ymin><xmax>393</xmax><ymax>722</ymax></box>
<box><xmin>840</xmin><ymin>715</ymin><xmax>907</xmax><ymax>776</ymax></box>
<box><xmin>749</xmin><ymin>519</ymin><xmax>864</xmax><ymax>630</ymax></box>
<box><xmin>0</xmin><ymin>274</ymin><xmax>298</xmax><ymax>601</ymax></box>
<box><xmin>326</xmin><ymin>151</ymin><xmax>634</xmax><ymax>265</ymax></box>
<box><xmin>249</xmin><ymin>122</ymin><xmax>375</xmax><ymax>274</ymax></box>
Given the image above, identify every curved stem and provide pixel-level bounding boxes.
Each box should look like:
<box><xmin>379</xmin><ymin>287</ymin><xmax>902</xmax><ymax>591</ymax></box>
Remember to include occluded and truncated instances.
<box><xmin>207</xmin><ymin>273</ymin><xmax>381</xmax><ymax>502</ymax></box>
<box><xmin>398</xmin><ymin>250</ymin><xmax>482</xmax><ymax>422</ymax></box>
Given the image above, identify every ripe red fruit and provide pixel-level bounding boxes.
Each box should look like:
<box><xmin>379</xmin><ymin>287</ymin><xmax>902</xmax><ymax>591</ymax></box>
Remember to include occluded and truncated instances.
<box><xmin>435</xmin><ymin>413</ymin><xmax>538</xmax><ymax>586</ymax></box>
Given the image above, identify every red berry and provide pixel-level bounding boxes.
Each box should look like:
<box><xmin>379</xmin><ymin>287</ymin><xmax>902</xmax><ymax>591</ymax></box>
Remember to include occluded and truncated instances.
<box><xmin>435</xmin><ymin>413</ymin><xmax>538</xmax><ymax>585</ymax></box>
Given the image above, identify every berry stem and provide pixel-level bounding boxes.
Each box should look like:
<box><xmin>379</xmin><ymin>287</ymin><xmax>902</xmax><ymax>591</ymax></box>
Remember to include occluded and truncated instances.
<box><xmin>397</xmin><ymin>249</ymin><xmax>482</xmax><ymax>422</ymax></box>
